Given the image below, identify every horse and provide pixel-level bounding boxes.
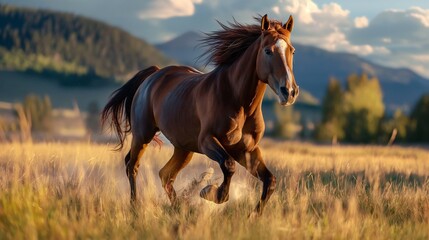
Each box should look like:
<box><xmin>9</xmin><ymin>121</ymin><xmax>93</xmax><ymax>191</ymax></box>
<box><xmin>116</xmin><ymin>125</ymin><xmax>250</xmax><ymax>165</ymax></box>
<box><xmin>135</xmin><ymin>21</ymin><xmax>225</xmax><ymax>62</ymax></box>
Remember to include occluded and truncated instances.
<box><xmin>102</xmin><ymin>14</ymin><xmax>299</xmax><ymax>215</ymax></box>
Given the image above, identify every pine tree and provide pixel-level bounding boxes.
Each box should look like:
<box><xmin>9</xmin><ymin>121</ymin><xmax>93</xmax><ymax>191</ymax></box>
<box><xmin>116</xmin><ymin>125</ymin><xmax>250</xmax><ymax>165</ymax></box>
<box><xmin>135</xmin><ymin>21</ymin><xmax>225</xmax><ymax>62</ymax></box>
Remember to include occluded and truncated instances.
<box><xmin>315</xmin><ymin>78</ymin><xmax>345</xmax><ymax>141</ymax></box>
<box><xmin>408</xmin><ymin>94</ymin><xmax>429</xmax><ymax>142</ymax></box>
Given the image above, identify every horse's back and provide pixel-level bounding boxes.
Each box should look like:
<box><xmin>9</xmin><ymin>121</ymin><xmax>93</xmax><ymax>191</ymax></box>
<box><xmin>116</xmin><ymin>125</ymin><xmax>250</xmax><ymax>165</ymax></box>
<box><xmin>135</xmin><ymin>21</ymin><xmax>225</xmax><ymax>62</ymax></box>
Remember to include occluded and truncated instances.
<box><xmin>148</xmin><ymin>65</ymin><xmax>203</xmax><ymax>107</ymax></box>
<box><xmin>133</xmin><ymin>65</ymin><xmax>202</xmax><ymax>107</ymax></box>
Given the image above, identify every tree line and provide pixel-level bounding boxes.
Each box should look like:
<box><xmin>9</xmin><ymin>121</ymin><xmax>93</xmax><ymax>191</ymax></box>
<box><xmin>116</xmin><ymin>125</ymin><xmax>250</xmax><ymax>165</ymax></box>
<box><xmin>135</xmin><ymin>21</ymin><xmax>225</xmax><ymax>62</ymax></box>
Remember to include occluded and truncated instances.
<box><xmin>315</xmin><ymin>73</ymin><xmax>429</xmax><ymax>143</ymax></box>
<box><xmin>1</xmin><ymin>75</ymin><xmax>428</xmax><ymax>143</ymax></box>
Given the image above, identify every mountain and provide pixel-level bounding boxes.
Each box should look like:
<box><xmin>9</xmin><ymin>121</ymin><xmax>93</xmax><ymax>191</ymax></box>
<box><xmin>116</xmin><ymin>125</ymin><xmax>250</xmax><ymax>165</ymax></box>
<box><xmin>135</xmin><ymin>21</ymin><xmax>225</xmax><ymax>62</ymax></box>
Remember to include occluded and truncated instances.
<box><xmin>293</xmin><ymin>44</ymin><xmax>429</xmax><ymax>111</ymax></box>
<box><xmin>156</xmin><ymin>31</ymin><xmax>429</xmax><ymax>111</ymax></box>
<box><xmin>0</xmin><ymin>4</ymin><xmax>174</xmax><ymax>83</ymax></box>
<box><xmin>156</xmin><ymin>31</ymin><xmax>204</xmax><ymax>68</ymax></box>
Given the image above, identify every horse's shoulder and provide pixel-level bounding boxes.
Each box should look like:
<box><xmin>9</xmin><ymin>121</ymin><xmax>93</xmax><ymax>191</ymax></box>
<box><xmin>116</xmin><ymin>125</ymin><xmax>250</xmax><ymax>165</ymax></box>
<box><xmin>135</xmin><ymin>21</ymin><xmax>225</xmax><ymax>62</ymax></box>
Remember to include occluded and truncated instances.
<box><xmin>241</xmin><ymin>111</ymin><xmax>265</xmax><ymax>145</ymax></box>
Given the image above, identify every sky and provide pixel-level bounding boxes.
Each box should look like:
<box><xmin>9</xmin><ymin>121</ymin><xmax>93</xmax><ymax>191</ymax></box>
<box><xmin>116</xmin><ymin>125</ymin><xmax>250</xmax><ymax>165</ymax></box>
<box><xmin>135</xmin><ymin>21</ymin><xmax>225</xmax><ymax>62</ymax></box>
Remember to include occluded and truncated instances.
<box><xmin>2</xmin><ymin>0</ymin><xmax>429</xmax><ymax>78</ymax></box>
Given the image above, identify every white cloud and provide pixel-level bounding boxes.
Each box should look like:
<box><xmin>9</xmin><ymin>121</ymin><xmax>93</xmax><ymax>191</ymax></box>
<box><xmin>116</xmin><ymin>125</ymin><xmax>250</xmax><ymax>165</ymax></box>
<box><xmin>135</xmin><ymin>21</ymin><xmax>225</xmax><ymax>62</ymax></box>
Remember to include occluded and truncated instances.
<box><xmin>411</xmin><ymin>54</ymin><xmax>429</xmax><ymax>62</ymax></box>
<box><xmin>272</xmin><ymin>0</ymin><xmax>429</xmax><ymax>78</ymax></box>
<box><xmin>274</xmin><ymin>0</ymin><xmax>372</xmax><ymax>56</ymax></box>
<box><xmin>272</xmin><ymin>6</ymin><xmax>280</xmax><ymax>15</ymax></box>
<box><xmin>354</xmin><ymin>16</ymin><xmax>369</xmax><ymax>28</ymax></box>
<box><xmin>283</xmin><ymin>0</ymin><xmax>349</xmax><ymax>24</ymax></box>
<box><xmin>348</xmin><ymin>7</ymin><xmax>429</xmax><ymax>77</ymax></box>
<box><xmin>381</xmin><ymin>38</ymin><xmax>392</xmax><ymax>43</ymax></box>
<box><xmin>409</xmin><ymin>6</ymin><xmax>429</xmax><ymax>27</ymax></box>
<box><xmin>284</xmin><ymin>0</ymin><xmax>320</xmax><ymax>24</ymax></box>
<box><xmin>373</xmin><ymin>46</ymin><xmax>391</xmax><ymax>55</ymax></box>
<box><xmin>138</xmin><ymin>0</ymin><xmax>203</xmax><ymax>19</ymax></box>
<box><xmin>350</xmin><ymin>7</ymin><xmax>429</xmax><ymax>46</ymax></box>
<box><xmin>321</xmin><ymin>3</ymin><xmax>349</xmax><ymax>17</ymax></box>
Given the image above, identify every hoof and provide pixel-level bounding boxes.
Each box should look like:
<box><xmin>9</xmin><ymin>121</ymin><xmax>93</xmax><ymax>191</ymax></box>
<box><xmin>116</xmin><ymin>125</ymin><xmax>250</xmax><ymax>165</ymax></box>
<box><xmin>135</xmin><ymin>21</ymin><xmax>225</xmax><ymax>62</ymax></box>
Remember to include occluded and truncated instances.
<box><xmin>248</xmin><ymin>210</ymin><xmax>261</xmax><ymax>220</ymax></box>
<box><xmin>129</xmin><ymin>202</ymin><xmax>139</xmax><ymax>218</ymax></box>
<box><xmin>248</xmin><ymin>201</ymin><xmax>264</xmax><ymax>219</ymax></box>
<box><xmin>200</xmin><ymin>184</ymin><xmax>219</xmax><ymax>203</ymax></box>
<box><xmin>200</xmin><ymin>185</ymin><xmax>229</xmax><ymax>204</ymax></box>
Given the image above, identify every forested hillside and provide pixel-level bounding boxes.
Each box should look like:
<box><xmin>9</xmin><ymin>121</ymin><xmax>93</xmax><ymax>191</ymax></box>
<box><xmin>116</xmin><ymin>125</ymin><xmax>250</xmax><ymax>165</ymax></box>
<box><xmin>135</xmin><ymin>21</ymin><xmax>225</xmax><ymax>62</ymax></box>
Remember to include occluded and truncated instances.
<box><xmin>0</xmin><ymin>4</ymin><xmax>174</xmax><ymax>82</ymax></box>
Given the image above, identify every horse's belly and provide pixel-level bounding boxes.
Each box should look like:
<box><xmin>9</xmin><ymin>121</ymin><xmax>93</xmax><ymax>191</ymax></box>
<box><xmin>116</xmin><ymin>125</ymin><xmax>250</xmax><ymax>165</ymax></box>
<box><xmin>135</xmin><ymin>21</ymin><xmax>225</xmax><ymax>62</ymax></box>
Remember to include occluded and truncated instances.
<box><xmin>169</xmin><ymin>136</ymin><xmax>199</xmax><ymax>152</ymax></box>
<box><xmin>160</xmin><ymin>123</ymin><xmax>200</xmax><ymax>152</ymax></box>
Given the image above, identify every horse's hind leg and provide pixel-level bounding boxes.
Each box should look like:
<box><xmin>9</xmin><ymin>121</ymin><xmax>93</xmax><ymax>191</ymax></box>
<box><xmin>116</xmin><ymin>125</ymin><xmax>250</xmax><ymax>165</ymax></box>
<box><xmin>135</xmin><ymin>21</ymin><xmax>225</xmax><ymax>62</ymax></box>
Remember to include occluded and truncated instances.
<box><xmin>126</xmin><ymin>138</ymin><xmax>148</xmax><ymax>204</ymax></box>
<box><xmin>126</xmin><ymin>127</ymin><xmax>157</xmax><ymax>205</ymax></box>
<box><xmin>159</xmin><ymin>147</ymin><xmax>193</xmax><ymax>204</ymax></box>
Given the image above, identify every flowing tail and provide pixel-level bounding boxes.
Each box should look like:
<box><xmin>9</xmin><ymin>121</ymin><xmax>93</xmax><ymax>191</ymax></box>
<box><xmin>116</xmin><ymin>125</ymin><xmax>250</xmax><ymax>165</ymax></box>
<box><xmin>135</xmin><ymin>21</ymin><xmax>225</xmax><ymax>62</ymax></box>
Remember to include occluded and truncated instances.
<box><xmin>101</xmin><ymin>66</ymin><xmax>160</xmax><ymax>150</ymax></box>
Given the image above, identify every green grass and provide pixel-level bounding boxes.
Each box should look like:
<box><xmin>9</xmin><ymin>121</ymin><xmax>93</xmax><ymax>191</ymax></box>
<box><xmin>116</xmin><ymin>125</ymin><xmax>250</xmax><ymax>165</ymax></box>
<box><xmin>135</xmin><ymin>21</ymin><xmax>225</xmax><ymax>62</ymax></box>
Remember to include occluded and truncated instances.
<box><xmin>0</xmin><ymin>140</ymin><xmax>428</xmax><ymax>239</ymax></box>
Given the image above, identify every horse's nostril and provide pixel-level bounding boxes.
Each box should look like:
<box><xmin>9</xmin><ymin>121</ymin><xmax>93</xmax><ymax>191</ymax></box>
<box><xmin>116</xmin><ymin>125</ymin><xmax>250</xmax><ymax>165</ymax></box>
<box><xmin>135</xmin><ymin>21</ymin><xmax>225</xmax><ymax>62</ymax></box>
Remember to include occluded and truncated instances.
<box><xmin>280</xmin><ymin>87</ymin><xmax>288</xmax><ymax>98</ymax></box>
<box><xmin>291</xmin><ymin>89</ymin><xmax>295</xmax><ymax>98</ymax></box>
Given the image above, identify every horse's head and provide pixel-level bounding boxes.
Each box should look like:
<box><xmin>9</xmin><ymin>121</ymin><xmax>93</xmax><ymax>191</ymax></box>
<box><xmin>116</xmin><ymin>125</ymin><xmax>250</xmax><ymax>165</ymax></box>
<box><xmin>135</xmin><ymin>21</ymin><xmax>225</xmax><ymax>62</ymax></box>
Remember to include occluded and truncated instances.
<box><xmin>256</xmin><ymin>14</ymin><xmax>299</xmax><ymax>106</ymax></box>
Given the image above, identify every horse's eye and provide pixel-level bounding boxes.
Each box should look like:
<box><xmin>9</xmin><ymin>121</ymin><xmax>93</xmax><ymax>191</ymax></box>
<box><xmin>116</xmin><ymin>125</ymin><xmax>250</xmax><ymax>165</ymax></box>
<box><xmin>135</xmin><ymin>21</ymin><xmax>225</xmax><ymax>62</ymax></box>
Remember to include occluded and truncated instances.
<box><xmin>264</xmin><ymin>48</ymin><xmax>273</xmax><ymax>56</ymax></box>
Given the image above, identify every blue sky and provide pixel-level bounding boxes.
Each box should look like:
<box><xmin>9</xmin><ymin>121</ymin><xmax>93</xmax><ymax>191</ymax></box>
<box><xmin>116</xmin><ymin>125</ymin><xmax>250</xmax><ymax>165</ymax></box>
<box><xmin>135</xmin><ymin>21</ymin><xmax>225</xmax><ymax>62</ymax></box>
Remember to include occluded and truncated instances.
<box><xmin>315</xmin><ymin>0</ymin><xmax>429</xmax><ymax>17</ymax></box>
<box><xmin>2</xmin><ymin>0</ymin><xmax>429</xmax><ymax>78</ymax></box>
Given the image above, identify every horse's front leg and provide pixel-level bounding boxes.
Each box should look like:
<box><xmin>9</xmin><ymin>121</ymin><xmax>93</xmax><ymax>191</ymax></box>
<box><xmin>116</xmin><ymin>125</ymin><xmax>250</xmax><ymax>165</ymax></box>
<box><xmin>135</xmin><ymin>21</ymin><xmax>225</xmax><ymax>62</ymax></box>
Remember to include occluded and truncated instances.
<box><xmin>235</xmin><ymin>146</ymin><xmax>276</xmax><ymax>215</ymax></box>
<box><xmin>199</xmin><ymin>135</ymin><xmax>236</xmax><ymax>204</ymax></box>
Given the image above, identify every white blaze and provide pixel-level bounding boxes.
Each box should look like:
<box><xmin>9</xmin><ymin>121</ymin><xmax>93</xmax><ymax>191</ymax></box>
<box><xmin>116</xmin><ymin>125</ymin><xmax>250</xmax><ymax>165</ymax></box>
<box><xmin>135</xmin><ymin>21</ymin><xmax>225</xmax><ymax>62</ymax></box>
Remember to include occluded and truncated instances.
<box><xmin>275</xmin><ymin>39</ymin><xmax>293</xmax><ymax>91</ymax></box>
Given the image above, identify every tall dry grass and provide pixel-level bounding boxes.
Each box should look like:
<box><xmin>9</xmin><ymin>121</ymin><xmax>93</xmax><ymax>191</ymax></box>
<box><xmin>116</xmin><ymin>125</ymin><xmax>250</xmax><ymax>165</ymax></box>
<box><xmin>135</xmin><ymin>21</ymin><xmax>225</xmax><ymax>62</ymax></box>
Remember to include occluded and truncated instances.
<box><xmin>0</xmin><ymin>140</ymin><xmax>428</xmax><ymax>239</ymax></box>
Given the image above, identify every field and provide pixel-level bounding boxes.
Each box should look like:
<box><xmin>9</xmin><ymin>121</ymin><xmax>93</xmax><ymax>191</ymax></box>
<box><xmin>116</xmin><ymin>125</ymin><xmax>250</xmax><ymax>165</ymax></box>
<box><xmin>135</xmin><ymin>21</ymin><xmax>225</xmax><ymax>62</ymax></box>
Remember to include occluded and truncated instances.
<box><xmin>1</xmin><ymin>140</ymin><xmax>429</xmax><ymax>239</ymax></box>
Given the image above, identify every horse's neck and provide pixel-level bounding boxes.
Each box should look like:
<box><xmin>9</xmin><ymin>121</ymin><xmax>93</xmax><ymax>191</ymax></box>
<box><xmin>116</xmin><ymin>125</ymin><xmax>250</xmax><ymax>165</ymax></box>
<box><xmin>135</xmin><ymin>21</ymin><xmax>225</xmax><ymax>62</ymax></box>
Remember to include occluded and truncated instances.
<box><xmin>224</xmin><ymin>37</ymin><xmax>266</xmax><ymax>113</ymax></box>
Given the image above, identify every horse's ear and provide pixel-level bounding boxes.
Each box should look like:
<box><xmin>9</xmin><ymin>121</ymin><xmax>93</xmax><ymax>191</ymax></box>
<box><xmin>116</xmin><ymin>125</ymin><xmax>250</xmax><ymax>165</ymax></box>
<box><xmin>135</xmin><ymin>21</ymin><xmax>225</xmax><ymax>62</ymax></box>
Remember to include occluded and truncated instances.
<box><xmin>283</xmin><ymin>15</ymin><xmax>294</xmax><ymax>32</ymax></box>
<box><xmin>261</xmin><ymin>14</ymin><xmax>270</xmax><ymax>31</ymax></box>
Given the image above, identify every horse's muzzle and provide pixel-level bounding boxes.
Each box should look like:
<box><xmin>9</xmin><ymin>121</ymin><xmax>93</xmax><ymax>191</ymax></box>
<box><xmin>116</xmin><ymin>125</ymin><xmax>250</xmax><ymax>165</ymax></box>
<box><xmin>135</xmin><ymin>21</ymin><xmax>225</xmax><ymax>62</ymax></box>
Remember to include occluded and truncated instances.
<box><xmin>280</xmin><ymin>86</ymin><xmax>289</xmax><ymax>100</ymax></box>
<box><xmin>279</xmin><ymin>86</ymin><xmax>299</xmax><ymax>105</ymax></box>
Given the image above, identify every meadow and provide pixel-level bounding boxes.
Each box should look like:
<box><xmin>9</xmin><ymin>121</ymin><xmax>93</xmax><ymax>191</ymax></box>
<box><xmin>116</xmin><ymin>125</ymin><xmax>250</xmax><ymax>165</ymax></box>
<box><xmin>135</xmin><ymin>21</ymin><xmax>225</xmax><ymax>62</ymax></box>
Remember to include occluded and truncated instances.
<box><xmin>0</xmin><ymin>140</ymin><xmax>428</xmax><ymax>239</ymax></box>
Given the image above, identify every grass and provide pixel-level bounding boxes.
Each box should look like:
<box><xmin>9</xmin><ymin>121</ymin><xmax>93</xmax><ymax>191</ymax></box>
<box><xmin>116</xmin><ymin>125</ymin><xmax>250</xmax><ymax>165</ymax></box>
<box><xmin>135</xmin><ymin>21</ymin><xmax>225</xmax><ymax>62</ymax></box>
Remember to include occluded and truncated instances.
<box><xmin>0</xmin><ymin>140</ymin><xmax>428</xmax><ymax>239</ymax></box>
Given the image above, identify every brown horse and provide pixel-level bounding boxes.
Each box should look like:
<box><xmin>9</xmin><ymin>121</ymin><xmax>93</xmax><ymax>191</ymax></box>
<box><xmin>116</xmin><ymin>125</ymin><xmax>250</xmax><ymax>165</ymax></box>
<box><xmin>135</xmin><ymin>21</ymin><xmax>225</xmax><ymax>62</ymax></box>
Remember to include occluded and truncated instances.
<box><xmin>102</xmin><ymin>14</ymin><xmax>299</xmax><ymax>215</ymax></box>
